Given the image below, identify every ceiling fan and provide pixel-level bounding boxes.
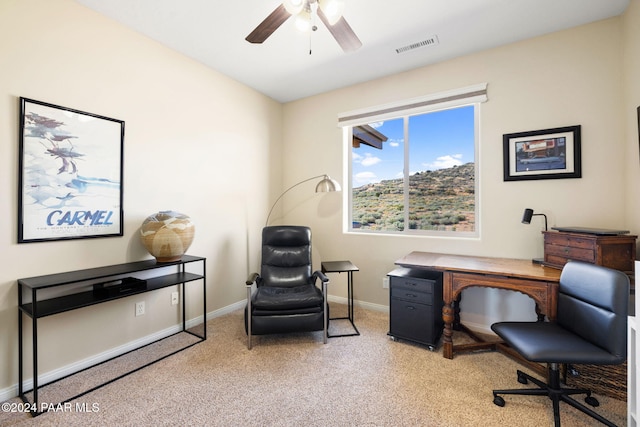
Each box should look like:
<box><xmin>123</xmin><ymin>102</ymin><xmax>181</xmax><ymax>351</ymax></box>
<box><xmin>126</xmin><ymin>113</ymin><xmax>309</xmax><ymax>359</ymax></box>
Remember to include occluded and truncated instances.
<box><xmin>246</xmin><ymin>0</ymin><xmax>362</xmax><ymax>53</ymax></box>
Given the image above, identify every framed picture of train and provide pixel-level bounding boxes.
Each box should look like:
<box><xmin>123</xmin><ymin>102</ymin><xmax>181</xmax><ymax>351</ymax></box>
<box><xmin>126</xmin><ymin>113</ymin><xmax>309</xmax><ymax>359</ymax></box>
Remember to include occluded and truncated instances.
<box><xmin>503</xmin><ymin>125</ymin><xmax>581</xmax><ymax>181</ymax></box>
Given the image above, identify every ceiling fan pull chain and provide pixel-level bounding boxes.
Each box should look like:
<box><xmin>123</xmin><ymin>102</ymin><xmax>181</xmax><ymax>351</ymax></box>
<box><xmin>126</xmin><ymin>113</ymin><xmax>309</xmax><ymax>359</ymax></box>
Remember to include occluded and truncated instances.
<box><xmin>309</xmin><ymin>3</ymin><xmax>318</xmax><ymax>55</ymax></box>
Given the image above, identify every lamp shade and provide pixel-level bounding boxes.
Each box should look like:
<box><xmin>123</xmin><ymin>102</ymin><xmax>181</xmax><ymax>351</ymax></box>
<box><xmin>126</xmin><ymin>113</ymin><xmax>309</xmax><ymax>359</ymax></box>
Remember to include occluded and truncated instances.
<box><xmin>522</xmin><ymin>208</ymin><xmax>534</xmax><ymax>224</ymax></box>
<box><xmin>318</xmin><ymin>0</ymin><xmax>346</xmax><ymax>25</ymax></box>
<box><xmin>315</xmin><ymin>175</ymin><xmax>341</xmax><ymax>192</ymax></box>
<box><xmin>283</xmin><ymin>0</ymin><xmax>305</xmax><ymax>15</ymax></box>
<box><xmin>294</xmin><ymin>7</ymin><xmax>313</xmax><ymax>32</ymax></box>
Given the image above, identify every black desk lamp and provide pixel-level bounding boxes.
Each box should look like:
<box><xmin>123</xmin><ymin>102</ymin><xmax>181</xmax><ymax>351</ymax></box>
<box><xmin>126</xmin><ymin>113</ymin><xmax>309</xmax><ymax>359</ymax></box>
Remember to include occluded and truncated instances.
<box><xmin>522</xmin><ymin>208</ymin><xmax>547</xmax><ymax>230</ymax></box>
<box><xmin>522</xmin><ymin>208</ymin><xmax>547</xmax><ymax>264</ymax></box>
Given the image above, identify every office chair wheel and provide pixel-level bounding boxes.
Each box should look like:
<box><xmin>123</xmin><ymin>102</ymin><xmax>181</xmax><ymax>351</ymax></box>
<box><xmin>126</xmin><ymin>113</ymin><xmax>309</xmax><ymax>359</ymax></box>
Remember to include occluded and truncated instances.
<box><xmin>517</xmin><ymin>372</ymin><xmax>528</xmax><ymax>385</ymax></box>
<box><xmin>493</xmin><ymin>395</ymin><xmax>505</xmax><ymax>407</ymax></box>
<box><xmin>585</xmin><ymin>396</ymin><xmax>599</xmax><ymax>407</ymax></box>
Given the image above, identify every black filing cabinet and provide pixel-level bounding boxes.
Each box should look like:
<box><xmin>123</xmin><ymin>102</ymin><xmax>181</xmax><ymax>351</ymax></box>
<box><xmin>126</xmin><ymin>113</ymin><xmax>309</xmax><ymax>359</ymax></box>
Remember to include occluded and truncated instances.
<box><xmin>388</xmin><ymin>267</ymin><xmax>444</xmax><ymax>350</ymax></box>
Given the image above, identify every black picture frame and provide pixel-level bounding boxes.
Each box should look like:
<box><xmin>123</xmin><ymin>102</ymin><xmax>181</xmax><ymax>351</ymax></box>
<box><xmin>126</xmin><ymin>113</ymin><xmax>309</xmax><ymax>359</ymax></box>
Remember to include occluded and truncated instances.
<box><xmin>503</xmin><ymin>125</ymin><xmax>581</xmax><ymax>181</ymax></box>
<box><xmin>18</xmin><ymin>97</ymin><xmax>125</xmax><ymax>243</ymax></box>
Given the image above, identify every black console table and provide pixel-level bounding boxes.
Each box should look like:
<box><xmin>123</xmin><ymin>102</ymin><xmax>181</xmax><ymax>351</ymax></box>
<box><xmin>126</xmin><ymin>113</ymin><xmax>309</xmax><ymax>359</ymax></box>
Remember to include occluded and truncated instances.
<box><xmin>18</xmin><ymin>255</ymin><xmax>206</xmax><ymax>416</ymax></box>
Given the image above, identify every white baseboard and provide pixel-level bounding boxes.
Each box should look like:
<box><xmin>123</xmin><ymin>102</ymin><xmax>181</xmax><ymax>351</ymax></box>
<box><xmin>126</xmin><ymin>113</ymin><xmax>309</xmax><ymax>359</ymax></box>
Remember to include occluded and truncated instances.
<box><xmin>460</xmin><ymin>320</ymin><xmax>496</xmax><ymax>336</ymax></box>
<box><xmin>206</xmin><ymin>300</ymin><xmax>245</xmax><ymax>320</ymax></box>
<box><xmin>327</xmin><ymin>295</ymin><xmax>389</xmax><ymax>313</ymax></box>
<box><xmin>1</xmin><ymin>301</ymin><xmax>243</xmax><ymax>403</ymax></box>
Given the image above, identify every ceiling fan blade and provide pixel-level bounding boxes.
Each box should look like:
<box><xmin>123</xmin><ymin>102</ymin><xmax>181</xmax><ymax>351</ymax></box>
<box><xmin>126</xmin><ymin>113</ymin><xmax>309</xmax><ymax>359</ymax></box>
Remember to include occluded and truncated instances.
<box><xmin>317</xmin><ymin>8</ymin><xmax>362</xmax><ymax>52</ymax></box>
<box><xmin>246</xmin><ymin>4</ymin><xmax>292</xmax><ymax>44</ymax></box>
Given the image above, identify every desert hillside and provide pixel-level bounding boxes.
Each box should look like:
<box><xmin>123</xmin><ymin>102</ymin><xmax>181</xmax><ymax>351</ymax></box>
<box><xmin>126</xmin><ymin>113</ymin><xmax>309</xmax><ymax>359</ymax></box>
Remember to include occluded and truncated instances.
<box><xmin>352</xmin><ymin>162</ymin><xmax>475</xmax><ymax>232</ymax></box>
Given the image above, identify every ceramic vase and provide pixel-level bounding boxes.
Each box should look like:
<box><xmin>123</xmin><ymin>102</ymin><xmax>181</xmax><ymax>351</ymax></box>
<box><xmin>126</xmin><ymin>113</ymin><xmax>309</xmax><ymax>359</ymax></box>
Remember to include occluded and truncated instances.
<box><xmin>140</xmin><ymin>211</ymin><xmax>195</xmax><ymax>262</ymax></box>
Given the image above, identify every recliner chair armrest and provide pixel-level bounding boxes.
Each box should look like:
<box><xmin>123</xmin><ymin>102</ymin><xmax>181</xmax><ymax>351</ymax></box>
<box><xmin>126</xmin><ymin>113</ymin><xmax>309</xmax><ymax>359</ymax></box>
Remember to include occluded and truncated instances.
<box><xmin>312</xmin><ymin>270</ymin><xmax>329</xmax><ymax>284</ymax></box>
<box><xmin>246</xmin><ymin>272</ymin><xmax>259</xmax><ymax>286</ymax></box>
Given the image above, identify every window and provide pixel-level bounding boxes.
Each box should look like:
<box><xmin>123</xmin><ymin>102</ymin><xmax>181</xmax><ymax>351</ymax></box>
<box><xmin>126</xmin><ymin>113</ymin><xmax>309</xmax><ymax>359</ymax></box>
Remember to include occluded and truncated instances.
<box><xmin>339</xmin><ymin>84</ymin><xmax>487</xmax><ymax>236</ymax></box>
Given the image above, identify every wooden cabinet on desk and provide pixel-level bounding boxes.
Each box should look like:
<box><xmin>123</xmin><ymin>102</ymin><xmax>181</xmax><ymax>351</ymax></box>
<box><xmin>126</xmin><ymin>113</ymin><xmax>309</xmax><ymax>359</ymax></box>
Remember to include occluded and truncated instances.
<box><xmin>387</xmin><ymin>268</ymin><xmax>443</xmax><ymax>350</ymax></box>
<box><xmin>543</xmin><ymin>231</ymin><xmax>637</xmax><ymax>274</ymax></box>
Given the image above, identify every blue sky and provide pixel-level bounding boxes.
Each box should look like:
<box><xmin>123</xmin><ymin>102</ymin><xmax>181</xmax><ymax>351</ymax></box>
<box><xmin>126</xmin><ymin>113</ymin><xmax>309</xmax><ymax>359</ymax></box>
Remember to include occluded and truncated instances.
<box><xmin>352</xmin><ymin>105</ymin><xmax>475</xmax><ymax>186</ymax></box>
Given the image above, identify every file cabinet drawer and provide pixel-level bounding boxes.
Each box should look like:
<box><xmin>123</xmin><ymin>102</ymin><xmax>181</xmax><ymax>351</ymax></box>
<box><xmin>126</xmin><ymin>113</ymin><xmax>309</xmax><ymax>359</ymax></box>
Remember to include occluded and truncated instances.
<box><xmin>389</xmin><ymin>276</ymin><xmax>434</xmax><ymax>294</ymax></box>
<box><xmin>389</xmin><ymin>300</ymin><xmax>433</xmax><ymax>346</ymax></box>
<box><xmin>390</xmin><ymin>286</ymin><xmax>433</xmax><ymax>305</ymax></box>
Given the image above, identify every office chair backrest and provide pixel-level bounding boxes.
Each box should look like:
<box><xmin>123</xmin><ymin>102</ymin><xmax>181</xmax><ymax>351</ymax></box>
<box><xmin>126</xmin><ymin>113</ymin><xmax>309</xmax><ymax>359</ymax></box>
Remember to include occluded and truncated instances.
<box><xmin>260</xmin><ymin>226</ymin><xmax>313</xmax><ymax>288</ymax></box>
<box><xmin>557</xmin><ymin>261</ymin><xmax>629</xmax><ymax>362</ymax></box>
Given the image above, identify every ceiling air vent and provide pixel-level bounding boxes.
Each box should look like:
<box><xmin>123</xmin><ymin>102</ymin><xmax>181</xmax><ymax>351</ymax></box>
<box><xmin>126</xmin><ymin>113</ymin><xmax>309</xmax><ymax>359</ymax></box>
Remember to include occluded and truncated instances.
<box><xmin>395</xmin><ymin>36</ymin><xmax>439</xmax><ymax>54</ymax></box>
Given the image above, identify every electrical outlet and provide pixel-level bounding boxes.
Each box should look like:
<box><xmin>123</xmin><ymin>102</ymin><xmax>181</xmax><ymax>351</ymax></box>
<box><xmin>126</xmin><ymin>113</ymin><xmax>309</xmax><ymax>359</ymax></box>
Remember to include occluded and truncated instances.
<box><xmin>135</xmin><ymin>301</ymin><xmax>145</xmax><ymax>317</ymax></box>
<box><xmin>382</xmin><ymin>277</ymin><xmax>389</xmax><ymax>289</ymax></box>
<box><xmin>171</xmin><ymin>291</ymin><xmax>179</xmax><ymax>306</ymax></box>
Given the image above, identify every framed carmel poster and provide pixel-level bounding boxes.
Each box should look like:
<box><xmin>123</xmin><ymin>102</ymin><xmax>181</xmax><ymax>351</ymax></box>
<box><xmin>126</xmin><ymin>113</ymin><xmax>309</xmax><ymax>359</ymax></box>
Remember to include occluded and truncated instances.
<box><xmin>18</xmin><ymin>97</ymin><xmax>125</xmax><ymax>243</ymax></box>
<box><xmin>503</xmin><ymin>125</ymin><xmax>581</xmax><ymax>181</ymax></box>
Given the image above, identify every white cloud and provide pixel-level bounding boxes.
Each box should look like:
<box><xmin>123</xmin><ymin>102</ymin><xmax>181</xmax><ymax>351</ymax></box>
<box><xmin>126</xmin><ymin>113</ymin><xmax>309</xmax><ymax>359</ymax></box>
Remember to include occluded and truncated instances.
<box><xmin>354</xmin><ymin>171</ymin><xmax>379</xmax><ymax>184</ymax></box>
<box><xmin>361</xmin><ymin>154</ymin><xmax>381</xmax><ymax>166</ymax></box>
<box><xmin>353</xmin><ymin>152</ymin><xmax>381</xmax><ymax>167</ymax></box>
<box><xmin>424</xmin><ymin>154</ymin><xmax>463</xmax><ymax>170</ymax></box>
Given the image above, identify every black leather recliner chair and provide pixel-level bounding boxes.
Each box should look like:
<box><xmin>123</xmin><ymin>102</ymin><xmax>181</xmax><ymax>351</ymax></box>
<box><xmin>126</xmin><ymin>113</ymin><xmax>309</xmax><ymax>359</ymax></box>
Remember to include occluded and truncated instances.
<box><xmin>491</xmin><ymin>261</ymin><xmax>629</xmax><ymax>427</ymax></box>
<box><xmin>244</xmin><ymin>226</ymin><xmax>329</xmax><ymax>349</ymax></box>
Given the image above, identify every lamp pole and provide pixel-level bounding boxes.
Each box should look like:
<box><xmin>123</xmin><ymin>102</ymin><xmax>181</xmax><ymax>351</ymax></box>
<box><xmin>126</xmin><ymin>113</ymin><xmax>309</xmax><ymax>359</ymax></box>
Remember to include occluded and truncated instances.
<box><xmin>265</xmin><ymin>174</ymin><xmax>340</xmax><ymax>226</ymax></box>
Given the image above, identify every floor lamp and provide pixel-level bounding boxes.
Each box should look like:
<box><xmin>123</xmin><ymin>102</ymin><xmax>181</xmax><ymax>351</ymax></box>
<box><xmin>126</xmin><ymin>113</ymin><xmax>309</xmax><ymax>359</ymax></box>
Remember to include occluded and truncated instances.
<box><xmin>265</xmin><ymin>174</ymin><xmax>341</xmax><ymax>226</ymax></box>
<box><xmin>521</xmin><ymin>208</ymin><xmax>547</xmax><ymax>264</ymax></box>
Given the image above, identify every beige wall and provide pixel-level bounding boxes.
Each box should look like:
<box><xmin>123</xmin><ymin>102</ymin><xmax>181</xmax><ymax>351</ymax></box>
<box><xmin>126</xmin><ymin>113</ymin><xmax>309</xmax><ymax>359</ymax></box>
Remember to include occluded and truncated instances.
<box><xmin>0</xmin><ymin>0</ymin><xmax>280</xmax><ymax>392</ymax></box>
<box><xmin>0</xmin><ymin>0</ymin><xmax>638</xmax><ymax>400</ymax></box>
<box><xmin>624</xmin><ymin>0</ymin><xmax>640</xmax><ymax>232</ymax></box>
<box><xmin>282</xmin><ymin>15</ymin><xmax>636</xmax><ymax>328</ymax></box>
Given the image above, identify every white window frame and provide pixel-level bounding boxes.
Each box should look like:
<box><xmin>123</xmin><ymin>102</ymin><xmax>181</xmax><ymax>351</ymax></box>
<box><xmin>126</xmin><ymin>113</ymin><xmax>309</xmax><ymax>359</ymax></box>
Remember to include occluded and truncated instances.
<box><xmin>339</xmin><ymin>83</ymin><xmax>488</xmax><ymax>237</ymax></box>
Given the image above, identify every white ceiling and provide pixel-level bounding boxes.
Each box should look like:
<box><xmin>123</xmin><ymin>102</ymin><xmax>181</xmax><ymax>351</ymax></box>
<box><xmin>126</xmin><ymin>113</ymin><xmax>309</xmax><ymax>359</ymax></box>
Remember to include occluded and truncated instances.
<box><xmin>74</xmin><ymin>0</ymin><xmax>629</xmax><ymax>103</ymax></box>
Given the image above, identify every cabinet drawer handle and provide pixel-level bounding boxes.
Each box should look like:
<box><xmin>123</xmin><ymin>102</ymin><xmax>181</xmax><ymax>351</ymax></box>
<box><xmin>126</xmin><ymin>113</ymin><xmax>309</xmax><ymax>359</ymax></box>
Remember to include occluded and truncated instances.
<box><xmin>405</xmin><ymin>293</ymin><xmax>417</xmax><ymax>298</ymax></box>
<box><xmin>405</xmin><ymin>305</ymin><xmax>416</xmax><ymax>310</ymax></box>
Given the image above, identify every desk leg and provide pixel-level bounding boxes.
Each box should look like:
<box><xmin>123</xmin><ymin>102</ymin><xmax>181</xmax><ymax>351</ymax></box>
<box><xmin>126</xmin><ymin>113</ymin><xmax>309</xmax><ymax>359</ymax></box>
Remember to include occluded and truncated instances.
<box><xmin>443</xmin><ymin>302</ymin><xmax>455</xmax><ymax>359</ymax></box>
<box><xmin>442</xmin><ymin>272</ymin><xmax>455</xmax><ymax>359</ymax></box>
<box><xmin>453</xmin><ymin>294</ymin><xmax>462</xmax><ymax>330</ymax></box>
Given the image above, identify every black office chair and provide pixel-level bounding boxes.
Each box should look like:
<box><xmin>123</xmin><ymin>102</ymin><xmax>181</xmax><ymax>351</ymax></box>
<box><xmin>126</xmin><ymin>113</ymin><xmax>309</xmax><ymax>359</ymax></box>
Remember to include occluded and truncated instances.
<box><xmin>244</xmin><ymin>226</ymin><xmax>329</xmax><ymax>349</ymax></box>
<box><xmin>491</xmin><ymin>261</ymin><xmax>629</xmax><ymax>427</ymax></box>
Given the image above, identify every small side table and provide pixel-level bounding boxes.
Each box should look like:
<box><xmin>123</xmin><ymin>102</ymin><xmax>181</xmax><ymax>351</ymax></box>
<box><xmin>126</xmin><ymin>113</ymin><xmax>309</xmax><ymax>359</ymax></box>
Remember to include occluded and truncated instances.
<box><xmin>321</xmin><ymin>261</ymin><xmax>360</xmax><ymax>338</ymax></box>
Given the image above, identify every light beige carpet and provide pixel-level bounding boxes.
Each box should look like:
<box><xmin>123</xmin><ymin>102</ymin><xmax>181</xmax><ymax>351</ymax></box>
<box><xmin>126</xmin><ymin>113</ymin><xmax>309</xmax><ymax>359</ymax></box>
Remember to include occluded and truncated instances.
<box><xmin>0</xmin><ymin>305</ymin><xmax>627</xmax><ymax>426</ymax></box>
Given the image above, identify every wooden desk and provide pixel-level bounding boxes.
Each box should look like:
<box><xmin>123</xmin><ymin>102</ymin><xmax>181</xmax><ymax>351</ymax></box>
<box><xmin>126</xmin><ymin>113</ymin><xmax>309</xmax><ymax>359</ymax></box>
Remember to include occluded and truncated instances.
<box><xmin>395</xmin><ymin>252</ymin><xmax>561</xmax><ymax>363</ymax></box>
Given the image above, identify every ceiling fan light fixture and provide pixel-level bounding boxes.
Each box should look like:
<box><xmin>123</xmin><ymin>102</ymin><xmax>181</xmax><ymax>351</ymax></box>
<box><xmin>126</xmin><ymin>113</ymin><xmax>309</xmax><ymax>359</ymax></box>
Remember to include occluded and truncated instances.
<box><xmin>283</xmin><ymin>0</ymin><xmax>305</xmax><ymax>15</ymax></box>
<box><xmin>318</xmin><ymin>0</ymin><xmax>345</xmax><ymax>25</ymax></box>
<box><xmin>294</xmin><ymin>7</ymin><xmax>313</xmax><ymax>32</ymax></box>
<box><xmin>246</xmin><ymin>0</ymin><xmax>360</xmax><ymax>53</ymax></box>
